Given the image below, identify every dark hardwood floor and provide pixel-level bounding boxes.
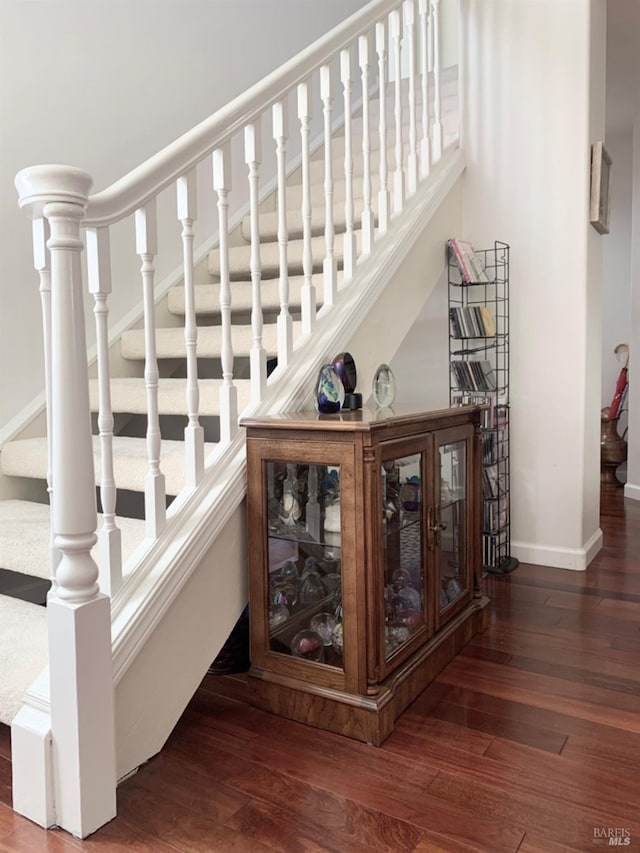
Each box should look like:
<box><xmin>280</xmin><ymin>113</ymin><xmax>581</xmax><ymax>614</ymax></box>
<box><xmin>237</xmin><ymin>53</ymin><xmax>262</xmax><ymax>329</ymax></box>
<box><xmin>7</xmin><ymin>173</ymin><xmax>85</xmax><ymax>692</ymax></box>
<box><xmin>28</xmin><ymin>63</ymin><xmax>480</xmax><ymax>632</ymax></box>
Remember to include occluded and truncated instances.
<box><xmin>1</xmin><ymin>487</ymin><xmax>638</xmax><ymax>851</ymax></box>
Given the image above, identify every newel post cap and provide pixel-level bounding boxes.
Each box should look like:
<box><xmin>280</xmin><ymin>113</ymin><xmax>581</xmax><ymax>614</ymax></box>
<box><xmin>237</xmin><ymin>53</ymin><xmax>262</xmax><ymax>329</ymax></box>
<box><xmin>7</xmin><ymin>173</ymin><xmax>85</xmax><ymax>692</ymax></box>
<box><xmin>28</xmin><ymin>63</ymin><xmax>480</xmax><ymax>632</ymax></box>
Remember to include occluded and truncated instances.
<box><xmin>15</xmin><ymin>165</ymin><xmax>93</xmax><ymax>217</ymax></box>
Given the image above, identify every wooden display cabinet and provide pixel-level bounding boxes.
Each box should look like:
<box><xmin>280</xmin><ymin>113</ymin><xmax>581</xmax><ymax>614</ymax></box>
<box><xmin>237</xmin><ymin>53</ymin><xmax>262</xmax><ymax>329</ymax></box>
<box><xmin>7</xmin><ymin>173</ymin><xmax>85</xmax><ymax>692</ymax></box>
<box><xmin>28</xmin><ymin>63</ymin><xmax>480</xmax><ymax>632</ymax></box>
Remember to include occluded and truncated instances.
<box><xmin>242</xmin><ymin>405</ymin><xmax>489</xmax><ymax>745</ymax></box>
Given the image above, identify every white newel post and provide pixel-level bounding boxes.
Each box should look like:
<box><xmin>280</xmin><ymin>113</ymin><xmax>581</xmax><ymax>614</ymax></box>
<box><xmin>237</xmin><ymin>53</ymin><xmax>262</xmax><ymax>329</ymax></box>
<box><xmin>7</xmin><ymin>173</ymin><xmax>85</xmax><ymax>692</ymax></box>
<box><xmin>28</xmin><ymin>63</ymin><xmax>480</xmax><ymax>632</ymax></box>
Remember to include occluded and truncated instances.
<box><xmin>13</xmin><ymin>165</ymin><xmax>117</xmax><ymax>838</ymax></box>
<box><xmin>33</xmin><ymin>217</ymin><xmax>59</xmax><ymax>578</ymax></box>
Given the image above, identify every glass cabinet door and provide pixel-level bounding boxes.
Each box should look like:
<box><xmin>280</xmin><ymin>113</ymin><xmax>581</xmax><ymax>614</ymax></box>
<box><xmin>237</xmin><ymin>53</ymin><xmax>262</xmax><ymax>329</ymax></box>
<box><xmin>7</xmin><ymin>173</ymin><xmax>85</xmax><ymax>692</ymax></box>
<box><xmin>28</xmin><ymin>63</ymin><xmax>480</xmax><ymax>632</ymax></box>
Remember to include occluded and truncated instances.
<box><xmin>436</xmin><ymin>439</ymin><xmax>469</xmax><ymax>617</ymax></box>
<box><xmin>381</xmin><ymin>452</ymin><xmax>426</xmax><ymax>661</ymax></box>
<box><xmin>265</xmin><ymin>461</ymin><xmax>344</xmax><ymax>669</ymax></box>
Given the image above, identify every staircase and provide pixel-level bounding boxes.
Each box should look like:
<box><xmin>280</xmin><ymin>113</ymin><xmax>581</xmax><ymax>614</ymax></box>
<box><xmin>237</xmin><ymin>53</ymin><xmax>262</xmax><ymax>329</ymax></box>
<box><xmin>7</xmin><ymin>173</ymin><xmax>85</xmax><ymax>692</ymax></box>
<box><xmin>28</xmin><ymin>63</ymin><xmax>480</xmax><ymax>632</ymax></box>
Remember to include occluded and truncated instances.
<box><xmin>0</xmin><ymin>0</ymin><xmax>464</xmax><ymax>838</ymax></box>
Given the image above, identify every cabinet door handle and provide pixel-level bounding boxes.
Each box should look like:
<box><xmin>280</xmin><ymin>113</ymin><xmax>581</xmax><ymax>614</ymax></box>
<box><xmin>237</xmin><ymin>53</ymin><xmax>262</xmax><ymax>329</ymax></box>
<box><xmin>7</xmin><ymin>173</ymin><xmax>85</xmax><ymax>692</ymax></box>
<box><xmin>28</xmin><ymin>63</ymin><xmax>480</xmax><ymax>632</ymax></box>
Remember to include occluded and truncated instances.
<box><xmin>429</xmin><ymin>505</ymin><xmax>448</xmax><ymax>533</ymax></box>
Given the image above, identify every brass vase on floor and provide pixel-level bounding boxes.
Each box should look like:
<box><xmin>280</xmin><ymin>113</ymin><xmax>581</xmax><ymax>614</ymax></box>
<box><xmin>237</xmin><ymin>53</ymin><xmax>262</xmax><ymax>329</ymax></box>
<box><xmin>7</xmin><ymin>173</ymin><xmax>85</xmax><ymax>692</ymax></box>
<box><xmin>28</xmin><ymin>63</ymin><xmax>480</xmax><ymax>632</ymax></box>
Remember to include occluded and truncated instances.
<box><xmin>600</xmin><ymin>408</ymin><xmax>627</xmax><ymax>487</ymax></box>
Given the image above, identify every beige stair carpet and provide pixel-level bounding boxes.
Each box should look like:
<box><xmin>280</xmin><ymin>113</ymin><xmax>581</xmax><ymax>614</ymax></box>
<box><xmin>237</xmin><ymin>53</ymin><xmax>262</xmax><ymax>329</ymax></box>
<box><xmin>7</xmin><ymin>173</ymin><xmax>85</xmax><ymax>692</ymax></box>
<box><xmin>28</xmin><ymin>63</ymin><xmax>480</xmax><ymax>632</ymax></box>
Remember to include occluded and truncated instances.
<box><xmin>0</xmin><ymin>596</ymin><xmax>47</xmax><ymax>724</ymax></box>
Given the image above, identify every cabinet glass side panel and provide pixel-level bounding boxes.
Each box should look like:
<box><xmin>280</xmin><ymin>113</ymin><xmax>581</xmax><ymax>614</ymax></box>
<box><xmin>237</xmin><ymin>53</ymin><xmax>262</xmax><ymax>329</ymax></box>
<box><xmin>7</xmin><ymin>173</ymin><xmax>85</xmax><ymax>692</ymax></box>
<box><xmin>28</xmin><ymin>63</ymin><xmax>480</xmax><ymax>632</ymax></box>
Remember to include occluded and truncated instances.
<box><xmin>439</xmin><ymin>441</ymin><xmax>467</xmax><ymax>610</ymax></box>
<box><xmin>265</xmin><ymin>461</ymin><xmax>344</xmax><ymax>670</ymax></box>
<box><xmin>382</xmin><ymin>453</ymin><xmax>424</xmax><ymax>660</ymax></box>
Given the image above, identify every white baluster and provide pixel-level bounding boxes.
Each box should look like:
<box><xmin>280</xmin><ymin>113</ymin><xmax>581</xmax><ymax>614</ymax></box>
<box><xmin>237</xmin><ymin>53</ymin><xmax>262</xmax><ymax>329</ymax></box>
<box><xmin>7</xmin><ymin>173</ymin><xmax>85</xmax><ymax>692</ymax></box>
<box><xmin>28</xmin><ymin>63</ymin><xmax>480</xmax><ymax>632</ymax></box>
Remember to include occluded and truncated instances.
<box><xmin>297</xmin><ymin>80</ymin><xmax>316</xmax><ymax>333</ymax></box>
<box><xmin>244</xmin><ymin>119</ymin><xmax>267</xmax><ymax>403</ymax></box>
<box><xmin>358</xmin><ymin>33</ymin><xmax>375</xmax><ymax>256</ymax></box>
<box><xmin>320</xmin><ymin>64</ymin><xmax>337</xmax><ymax>306</ymax></box>
<box><xmin>273</xmin><ymin>101</ymin><xmax>293</xmax><ymax>366</ymax></box>
<box><xmin>390</xmin><ymin>9</ymin><xmax>405</xmax><ymax>215</ymax></box>
<box><xmin>213</xmin><ymin>143</ymin><xmax>238</xmax><ymax>444</ymax></box>
<box><xmin>14</xmin><ymin>165</ymin><xmax>116</xmax><ymax>837</ymax></box>
<box><xmin>375</xmin><ymin>20</ymin><xmax>390</xmax><ymax>234</ymax></box>
<box><xmin>33</xmin><ymin>217</ymin><xmax>59</xmax><ymax>577</ymax></box>
<box><xmin>86</xmin><ymin>226</ymin><xmax>122</xmax><ymax>596</ymax></box>
<box><xmin>135</xmin><ymin>200</ymin><xmax>166</xmax><ymax>538</ymax></box>
<box><xmin>431</xmin><ymin>0</ymin><xmax>443</xmax><ymax>162</ymax></box>
<box><xmin>177</xmin><ymin>170</ymin><xmax>204</xmax><ymax>487</ymax></box>
<box><xmin>340</xmin><ymin>48</ymin><xmax>356</xmax><ymax>282</ymax></box>
<box><xmin>419</xmin><ymin>0</ymin><xmax>431</xmax><ymax>178</ymax></box>
<box><xmin>405</xmin><ymin>0</ymin><xmax>419</xmax><ymax>195</ymax></box>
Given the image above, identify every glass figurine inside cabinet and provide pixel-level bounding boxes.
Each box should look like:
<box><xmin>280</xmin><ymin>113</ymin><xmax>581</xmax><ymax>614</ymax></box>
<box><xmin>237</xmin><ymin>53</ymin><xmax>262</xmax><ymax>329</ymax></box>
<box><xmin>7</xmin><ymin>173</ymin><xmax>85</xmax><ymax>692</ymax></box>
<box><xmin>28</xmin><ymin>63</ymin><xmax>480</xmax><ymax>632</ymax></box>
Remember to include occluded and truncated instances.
<box><xmin>381</xmin><ymin>453</ymin><xmax>425</xmax><ymax>659</ymax></box>
<box><xmin>266</xmin><ymin>461</ymin><xmax>344</xmax><ymax>669</ymax></box>
<box><xmin>437</xmin><ymin>440</ymin><xmax>468</xmax><ymax>615</ymax></box>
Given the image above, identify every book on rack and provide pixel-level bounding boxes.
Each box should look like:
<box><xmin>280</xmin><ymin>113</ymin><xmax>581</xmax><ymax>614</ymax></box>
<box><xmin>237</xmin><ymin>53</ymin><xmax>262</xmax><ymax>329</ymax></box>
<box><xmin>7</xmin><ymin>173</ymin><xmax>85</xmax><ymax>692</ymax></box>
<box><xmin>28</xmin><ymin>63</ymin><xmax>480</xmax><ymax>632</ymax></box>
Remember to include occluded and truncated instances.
<box><xmin>448</xmin><ymin>238</ymin><xmax>491</xmax><ymax>284</ymax></box>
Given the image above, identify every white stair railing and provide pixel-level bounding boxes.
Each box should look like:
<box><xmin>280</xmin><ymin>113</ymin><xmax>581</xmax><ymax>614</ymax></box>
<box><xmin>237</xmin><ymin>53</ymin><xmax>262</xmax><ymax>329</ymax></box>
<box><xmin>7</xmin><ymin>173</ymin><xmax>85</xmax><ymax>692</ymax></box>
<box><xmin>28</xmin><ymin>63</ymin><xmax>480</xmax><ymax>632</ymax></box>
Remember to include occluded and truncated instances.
<box><xmin>13</xmin><ymin>0</ymin><xmax>458</xmax><ymax>837</ymax></box>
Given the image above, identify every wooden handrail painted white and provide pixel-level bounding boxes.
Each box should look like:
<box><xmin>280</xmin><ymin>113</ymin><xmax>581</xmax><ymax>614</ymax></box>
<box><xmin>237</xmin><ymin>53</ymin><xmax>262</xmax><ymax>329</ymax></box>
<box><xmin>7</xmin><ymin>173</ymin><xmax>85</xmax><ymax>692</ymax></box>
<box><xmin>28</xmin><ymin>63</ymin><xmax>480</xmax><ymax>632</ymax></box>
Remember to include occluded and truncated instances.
<box><xmin>82</xmin><ymin>0</ymin><xmax>408</xmax><ymax>228</ymax></box>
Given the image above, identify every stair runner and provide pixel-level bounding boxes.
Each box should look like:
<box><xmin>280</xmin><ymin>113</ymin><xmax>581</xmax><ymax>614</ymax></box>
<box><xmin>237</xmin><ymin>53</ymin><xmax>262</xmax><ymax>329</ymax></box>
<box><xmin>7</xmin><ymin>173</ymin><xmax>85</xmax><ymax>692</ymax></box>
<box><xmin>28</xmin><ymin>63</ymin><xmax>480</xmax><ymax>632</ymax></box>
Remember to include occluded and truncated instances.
<box><xmin>0</xmin><ymin>72</ymin><xmax>458</xmax><ymax>725</ymax></box>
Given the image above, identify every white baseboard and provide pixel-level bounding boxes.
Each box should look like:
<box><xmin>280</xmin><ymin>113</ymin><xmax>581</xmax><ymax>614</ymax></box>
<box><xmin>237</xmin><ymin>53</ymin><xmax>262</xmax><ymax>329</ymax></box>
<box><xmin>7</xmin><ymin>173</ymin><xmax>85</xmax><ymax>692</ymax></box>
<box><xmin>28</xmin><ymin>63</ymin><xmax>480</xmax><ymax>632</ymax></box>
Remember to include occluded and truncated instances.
<box><xmin>623</xmin><ymin>482</ymin><xmax>640</xmax><ymax>501</ymax></box>
<box><xmin>511</xmin><ymin>527</ymin><xmax>603</xmax><ymax>571</ymax></box>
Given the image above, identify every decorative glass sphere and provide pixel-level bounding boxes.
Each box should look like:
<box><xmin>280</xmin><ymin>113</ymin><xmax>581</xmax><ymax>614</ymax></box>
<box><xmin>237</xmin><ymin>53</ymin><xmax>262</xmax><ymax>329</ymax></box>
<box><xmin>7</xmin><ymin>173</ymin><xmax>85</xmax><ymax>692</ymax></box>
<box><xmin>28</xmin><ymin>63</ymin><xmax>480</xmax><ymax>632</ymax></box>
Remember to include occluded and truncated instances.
<box><xmin>331</xmin><ymin>621</ymin><xmax>344</xmax><ymax>655</ymax></box>
<box><xmin>299</xmin><ymin>570</ymin><xmax>326</xmax><ymax>605</ymax></box>
<box><xmin>331</xmin><ymin>352</ymin><xmax>357</xmax><ymax>394</ymax></box>
<box><xmin>315</xmin><ymin>364</ymin><xmax>344</xmax><ymax>414</ymax></box>
<box><xmin>309</xmin><ymin>612</ymin><xmax>337</xmax><ymax>646</ymax></box>
<box><xmin>269</xmin><ymin>603</ymin><xmax>290</xmax><ymax>630</ymax></box>
<box><xmin>372</xmin><ymin>364</ymin><xmax>396</xmax><ymax>408</ymax></box>
<box><xmin>291</xmin><ymin>629</ymin><xmax>324</xmax><ymax>662</ymax></box>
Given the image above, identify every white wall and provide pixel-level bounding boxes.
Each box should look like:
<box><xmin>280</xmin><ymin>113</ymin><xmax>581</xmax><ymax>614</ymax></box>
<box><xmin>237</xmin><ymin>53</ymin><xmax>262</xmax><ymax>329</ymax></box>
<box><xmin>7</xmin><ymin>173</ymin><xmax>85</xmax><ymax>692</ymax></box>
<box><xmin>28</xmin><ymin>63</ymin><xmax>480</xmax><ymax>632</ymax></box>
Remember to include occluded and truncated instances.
<box><xmin>458</xmin><ymin>0</ymin><xmax>606</xmax><ymax>569</ymax></box>
<box><xmin>390</xmin><ymin>272</ymin><xmax>450</xmax><ymax>410</ymax></box>
<box><xmin>625</xmin><ymin>110</ymin><xmax>640</xmax><ymax>500</ymax></box>
<box><xmin>601</xmin><ymin>130</ymin><xmax>632</xmax><ymax>432</ymax></box>
<box><xmin>0</xmin><ymin>0</ymin><xmax>367</xmax><ymax>436</ymax></box>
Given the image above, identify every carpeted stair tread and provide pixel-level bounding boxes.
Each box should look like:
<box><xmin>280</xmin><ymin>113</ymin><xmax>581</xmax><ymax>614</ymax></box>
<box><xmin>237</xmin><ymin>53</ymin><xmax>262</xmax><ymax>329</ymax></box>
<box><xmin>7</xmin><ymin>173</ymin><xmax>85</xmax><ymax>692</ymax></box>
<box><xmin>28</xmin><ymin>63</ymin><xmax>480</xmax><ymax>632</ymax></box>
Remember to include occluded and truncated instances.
<box><xmin>208</xmin><ymin>231</ymin><xmax>362</xmax><ymax>279</ymax></box>
<box><xmin>240</xmin><ymin>202</ymin><xmax>376</xmax><ymax>244</ymax></box>
<box><xmin>89</xmin><ymin>377</ymin><xmax>252</xmax><ymax>416</ymax></box>
<box><xmin>0</xmin><ymin>596</ymin><xmax>48</xmax><ymax>724</ymax></box>
<box><xmin>120</xmin><ymin>320</ymin><xmax>301</xmax><ymax>361</ymax></box>
<box><xmin>0</xmin><ymin>500</ymin><xmax>146</xmax><ymax>580</ymax></box>
<box><xmin>1</xmin><ymin>435</ymin><xmax>214</xmax><ymax>496</ymax></box>
<box><xmin>167</xmin><ymin>273</ymin><xmax>330</xmax><ymax>317</ymax></box>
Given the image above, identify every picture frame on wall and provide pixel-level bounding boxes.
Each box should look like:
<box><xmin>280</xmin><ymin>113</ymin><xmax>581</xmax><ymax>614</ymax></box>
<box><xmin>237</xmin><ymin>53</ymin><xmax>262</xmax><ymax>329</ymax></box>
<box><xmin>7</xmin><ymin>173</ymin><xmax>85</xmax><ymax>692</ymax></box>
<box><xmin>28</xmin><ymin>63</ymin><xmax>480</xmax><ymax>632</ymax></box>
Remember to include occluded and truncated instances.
<box><xmin>590</xmin><ymin>141</ymin><xmax>612</xmax><ymax>235</ymax></box>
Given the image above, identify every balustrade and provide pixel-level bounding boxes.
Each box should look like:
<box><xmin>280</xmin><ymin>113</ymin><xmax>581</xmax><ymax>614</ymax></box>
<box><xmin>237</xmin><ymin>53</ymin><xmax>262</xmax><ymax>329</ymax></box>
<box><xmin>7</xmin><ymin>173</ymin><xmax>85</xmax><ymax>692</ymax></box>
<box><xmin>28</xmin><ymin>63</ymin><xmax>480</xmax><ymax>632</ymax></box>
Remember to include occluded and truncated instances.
<box><xmin>320</xmin><ymin>64</ymin><xmax>338</xmax><ymax>306</ymax></box>
<box><xmin>297</xmin><ymin>81</ymin><xmax>316</xmax><ymax>334</ymax></box>
<box><xmin>244</xmin><ymin>119</ymin><xmax>267</xmax><ymax>403</ymax></box>
<box><xmin>213</xmin><ymin>143</ymin><xmax>238</xmax><ymax>443</ymax></box>
<box><xmin>177</xmin><ymin>169</ymin><xmax>205</xmax><ymax>487</ymax></box>
<box><xmin>135</xmin><ymin>200</ymin><xmax>166</xmax><ymax>538</ymax></box>
<box><xmin>86</xmin><ymin>225</ymin><xmax>122</xmax><ymax>595</ymax></box>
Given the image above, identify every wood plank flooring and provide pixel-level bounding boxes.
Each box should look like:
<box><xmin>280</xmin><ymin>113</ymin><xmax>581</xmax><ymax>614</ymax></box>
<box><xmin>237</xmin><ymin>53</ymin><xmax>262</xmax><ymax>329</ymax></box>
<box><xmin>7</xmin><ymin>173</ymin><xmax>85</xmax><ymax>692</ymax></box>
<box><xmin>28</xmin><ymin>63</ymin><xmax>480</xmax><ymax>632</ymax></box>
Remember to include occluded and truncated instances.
<box><xmin>1</xmin><ymin>488</ymin><xmax>638</xmax><ymax>851</ymax></box>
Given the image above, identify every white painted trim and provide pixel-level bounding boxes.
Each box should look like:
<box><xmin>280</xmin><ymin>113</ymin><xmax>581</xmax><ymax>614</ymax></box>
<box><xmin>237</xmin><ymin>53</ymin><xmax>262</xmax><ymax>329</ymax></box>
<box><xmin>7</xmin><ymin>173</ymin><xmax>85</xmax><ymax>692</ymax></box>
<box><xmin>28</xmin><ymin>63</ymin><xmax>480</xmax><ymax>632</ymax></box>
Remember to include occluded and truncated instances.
<box><xmin>623</xmin><ymin>481</ymin><xmax>640</xmax><ymax>501</ymax></box>
<box><xmin>512</xmin><ymin>527</ymin><xmax>603</xmax><ymax>571</ymax></box>
<box><xmin>0</xmin><ymin>390</ymin><xmax>47</xmax><ymax>448</ymax></box>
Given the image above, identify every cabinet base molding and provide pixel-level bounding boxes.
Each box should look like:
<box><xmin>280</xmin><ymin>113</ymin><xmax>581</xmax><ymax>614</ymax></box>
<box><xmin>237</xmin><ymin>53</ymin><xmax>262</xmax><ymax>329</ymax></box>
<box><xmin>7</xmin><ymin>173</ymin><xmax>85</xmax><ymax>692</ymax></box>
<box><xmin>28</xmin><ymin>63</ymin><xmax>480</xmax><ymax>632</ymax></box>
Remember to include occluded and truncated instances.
<box><xmin>248</xmin><ymin>595</ymin><xmax>489</xmax><ymax>746</ymax></box>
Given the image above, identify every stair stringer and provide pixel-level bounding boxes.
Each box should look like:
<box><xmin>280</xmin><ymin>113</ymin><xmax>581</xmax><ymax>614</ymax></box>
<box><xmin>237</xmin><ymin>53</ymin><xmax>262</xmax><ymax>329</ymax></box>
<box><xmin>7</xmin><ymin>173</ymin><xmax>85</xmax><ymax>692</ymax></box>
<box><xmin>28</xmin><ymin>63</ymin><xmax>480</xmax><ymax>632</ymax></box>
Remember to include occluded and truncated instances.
<box><xmin>93</xmin><ymin>148</ymin><xmax>464</xmax><ymax>782</ymax></box>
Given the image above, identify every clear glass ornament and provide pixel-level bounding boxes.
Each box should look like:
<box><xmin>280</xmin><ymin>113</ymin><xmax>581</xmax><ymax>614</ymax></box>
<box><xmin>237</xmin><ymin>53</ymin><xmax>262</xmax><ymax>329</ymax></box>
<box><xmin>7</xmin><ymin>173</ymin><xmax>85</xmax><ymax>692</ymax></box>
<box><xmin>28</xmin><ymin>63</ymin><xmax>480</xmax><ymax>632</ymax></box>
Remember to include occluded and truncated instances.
<box><xmin>372</xmin><ymin>363</ymin><xmax>396</xmax><ymax>408</ymax></box>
